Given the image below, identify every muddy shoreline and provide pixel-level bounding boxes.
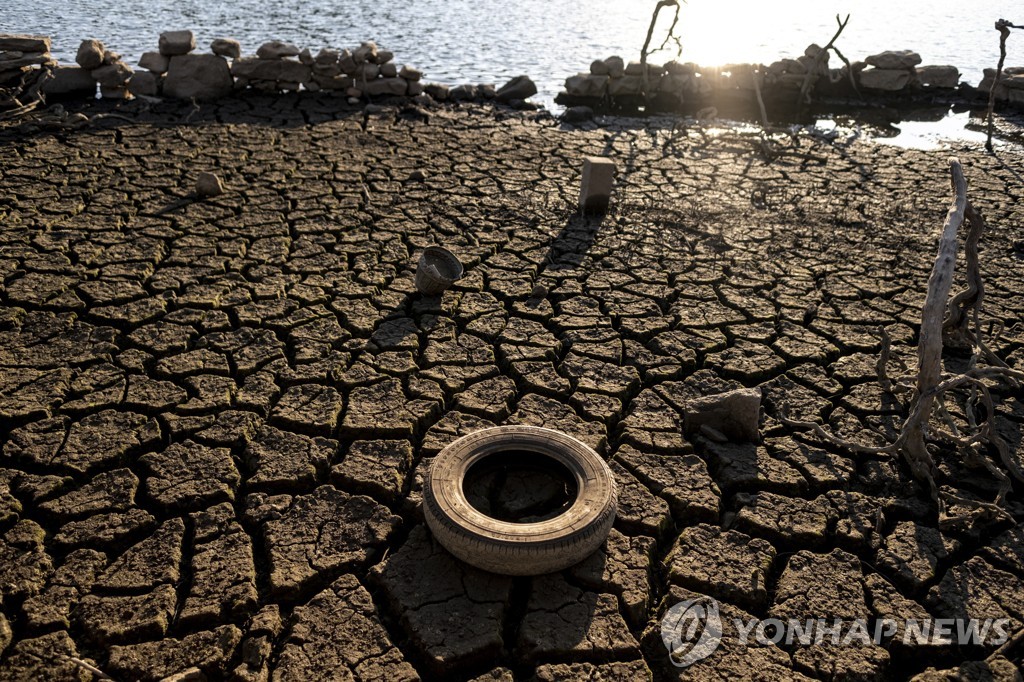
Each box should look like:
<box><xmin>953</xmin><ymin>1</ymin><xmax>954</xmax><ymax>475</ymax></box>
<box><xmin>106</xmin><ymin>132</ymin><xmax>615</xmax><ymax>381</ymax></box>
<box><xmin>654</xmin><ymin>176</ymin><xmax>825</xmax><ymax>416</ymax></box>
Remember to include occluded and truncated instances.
<box><xmin>0</xmin><ymin>96</ymin><xmax>1022</xmax><ymax>681</ymax></box>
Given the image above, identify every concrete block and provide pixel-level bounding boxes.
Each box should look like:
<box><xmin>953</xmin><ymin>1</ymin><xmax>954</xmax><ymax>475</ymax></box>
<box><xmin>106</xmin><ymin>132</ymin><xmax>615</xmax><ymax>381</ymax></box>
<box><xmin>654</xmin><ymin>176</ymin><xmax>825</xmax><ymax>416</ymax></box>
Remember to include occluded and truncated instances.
<box><xmin>579</xmin><ymin>157</ymin><xmax>615</xmax><ymax>214</ymax></box>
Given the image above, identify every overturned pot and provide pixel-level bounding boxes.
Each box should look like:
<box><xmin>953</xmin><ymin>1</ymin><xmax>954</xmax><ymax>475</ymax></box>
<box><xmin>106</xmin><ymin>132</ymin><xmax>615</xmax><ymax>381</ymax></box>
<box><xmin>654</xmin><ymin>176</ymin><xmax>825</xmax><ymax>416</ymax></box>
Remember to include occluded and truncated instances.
<box><xmin>415</xmin><ymin>245</ymin><xmax>463</xmax><ymax>295</ymax></box>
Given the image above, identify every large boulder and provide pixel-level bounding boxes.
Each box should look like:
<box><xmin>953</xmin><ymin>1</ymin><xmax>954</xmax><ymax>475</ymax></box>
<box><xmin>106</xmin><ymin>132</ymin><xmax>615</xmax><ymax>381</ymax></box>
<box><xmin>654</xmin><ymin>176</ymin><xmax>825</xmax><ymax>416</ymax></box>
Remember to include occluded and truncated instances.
<box><xmin>231</xmin><ymin>57</ymin><xmax>310</xmax><ymax>83</ymax></box>
<box><xmin>865</xmin><ymin>50</ymin><xmax>921</xmax><ymax>70</ymax></box>
<box><xmin>159</xmin><ymin>30</ymin><xmax>195</xmax><ymax>57</ymax></box>
<box><xmin>42</xmin><ymin>66</ymin><xmax>96</xmax><ymax>97</ymax></box>
<box><xmin>859</xmin><ymin>67</ymin><xmax>911</xmax><ymax>91</ymax></box>
<box><xmin>76</xmin><ymin>39</ymin><xmax>105</xmax><ymax>70</ymax></box>
<box><xmin>916</xmin><ymin>65</ymin><xmax>959</xmax><ymax>88</ymax></box>
<box><xmin>496</xmin><ymin>75</ymin><xmax>537</xmax><ymax>102</ymax></box>
<box><xmin>163</xmin><ymin>54</ymin><xmax>233</xmax><ymax>100</ymax></box>
<box><xmin>565</xmin><ymin>73</ymin><xmax>608</xmax><ymax>98</ymax></box>
<box><xmin>128</xmin><ymin>71</ymin><xmax>160</xmax><ymax>96</ymax></box>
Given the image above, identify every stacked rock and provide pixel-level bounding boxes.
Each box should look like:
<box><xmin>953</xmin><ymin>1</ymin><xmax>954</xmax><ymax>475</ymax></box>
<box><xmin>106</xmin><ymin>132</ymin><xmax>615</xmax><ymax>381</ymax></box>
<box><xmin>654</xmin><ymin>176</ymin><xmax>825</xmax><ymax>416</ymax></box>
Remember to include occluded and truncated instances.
<box><xmin>978</xmin><ymin>66</ymin><xmax>1024</xmax><ymax>104</ymax></box>
<box><xmin>231</xmin><ymin>39</ymin><xmax>423</xmax><ymax>98</ymax></box>
<box><xmin>73</xmin><ymin>39</ymin><xmax>134</xmax><ymax>99</ymax></box>
<box><xmin>0</xmin><ymin>34</ymin><xmax>57</xmax><ymax>113</ymax></box>
<box><xmin>566</xmin><ymin>55</ymin><xmax>711</xmax><ymax>101</ymax></box>
<box><xmin>132</xmin><ymin>31</ymin><xmax>234</xmax><ymax>100</ymax></box>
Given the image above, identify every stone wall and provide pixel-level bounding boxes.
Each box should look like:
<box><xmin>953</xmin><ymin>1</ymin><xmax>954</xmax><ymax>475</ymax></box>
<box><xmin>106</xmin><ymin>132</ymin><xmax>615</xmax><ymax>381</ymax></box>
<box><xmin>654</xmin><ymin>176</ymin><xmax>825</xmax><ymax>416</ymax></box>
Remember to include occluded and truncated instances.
<box><xmin>37</xmin><ymin>31</ymin><xmax>430</xmax><ymax>103</ymax></box>
<box><xmin>15</xmin><ymin>29</ymin><xmax>541</xmax><ymax>109</ymax></box>
<box><xmin>558</xmin><ymin>45</ymin><xmax>1024</xmax><ymax>115</ymax></box>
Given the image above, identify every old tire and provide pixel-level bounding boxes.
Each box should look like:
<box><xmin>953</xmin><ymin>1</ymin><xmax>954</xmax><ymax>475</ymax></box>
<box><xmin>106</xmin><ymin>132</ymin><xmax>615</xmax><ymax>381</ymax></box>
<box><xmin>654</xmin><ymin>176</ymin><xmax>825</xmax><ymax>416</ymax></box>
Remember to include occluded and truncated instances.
<box><xmin>423</xmin><ymin>425</ymin><xmax>617</xmax><ymax>576</ymax></box>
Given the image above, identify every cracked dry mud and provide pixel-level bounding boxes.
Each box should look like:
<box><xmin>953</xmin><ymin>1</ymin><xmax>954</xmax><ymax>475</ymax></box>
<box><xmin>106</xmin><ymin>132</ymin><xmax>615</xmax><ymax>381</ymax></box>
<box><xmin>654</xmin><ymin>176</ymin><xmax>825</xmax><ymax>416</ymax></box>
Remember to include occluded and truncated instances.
<box><xmin>0</xmin><ymin>94</ymin><xmax>1023</xmax><ymax>681</ymax></box>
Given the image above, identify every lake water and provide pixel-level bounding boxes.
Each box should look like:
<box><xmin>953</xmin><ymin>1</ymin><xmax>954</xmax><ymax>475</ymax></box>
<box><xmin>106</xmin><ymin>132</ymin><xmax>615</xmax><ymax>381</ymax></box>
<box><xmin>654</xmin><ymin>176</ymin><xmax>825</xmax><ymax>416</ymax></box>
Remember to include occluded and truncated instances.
<box><xmin>3</xmin><ymin>0</ymin><xmax>1021</xmax><ymax>140</ymax></box>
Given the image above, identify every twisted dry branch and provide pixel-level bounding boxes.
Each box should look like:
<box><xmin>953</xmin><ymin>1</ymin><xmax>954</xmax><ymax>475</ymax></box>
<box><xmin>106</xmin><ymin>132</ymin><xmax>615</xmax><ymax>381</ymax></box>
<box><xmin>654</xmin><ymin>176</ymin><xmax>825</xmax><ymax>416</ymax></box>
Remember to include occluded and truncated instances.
<box><xmin>640</xmin><ymin>0</ymin><xmax>682</xmax><ymax>102</ymax></box>
<box><xmin>986</xmin><ymin>19</ymin><xmax>1024</xmax><ymax>151</ymax></box>
<box><xmin>782</xmin><ymin>158</ymin><xmax>1023</xmax><ymax>528</ymax></box>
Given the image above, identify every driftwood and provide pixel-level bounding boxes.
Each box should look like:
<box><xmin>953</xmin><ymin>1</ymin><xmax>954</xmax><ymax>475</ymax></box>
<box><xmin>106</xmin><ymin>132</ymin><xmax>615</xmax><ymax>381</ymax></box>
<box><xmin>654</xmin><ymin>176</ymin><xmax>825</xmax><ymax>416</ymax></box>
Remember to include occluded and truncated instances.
<box><xmin>782</xmin><ymin>158</ymin><xmax>1024</xmax><ymax>528</ymax></box>
<box><xmin>640</xmin><ymin>0</ymin><xmax>682</xmax><ymax>102</ymax></box>
<box><xmin>985</xmin><ymin>19</ymin><xmax>1024</xmax><ymax>151</ymax></box>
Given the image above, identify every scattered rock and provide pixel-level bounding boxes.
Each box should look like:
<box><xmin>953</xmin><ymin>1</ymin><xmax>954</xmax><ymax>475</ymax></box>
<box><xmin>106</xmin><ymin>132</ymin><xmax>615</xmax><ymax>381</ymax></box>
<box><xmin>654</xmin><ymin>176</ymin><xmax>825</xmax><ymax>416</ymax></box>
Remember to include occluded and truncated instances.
<box><xmin>195</xmin><ymin>171</ymin><xmax>225</xmax><ymax>197</ymax></box>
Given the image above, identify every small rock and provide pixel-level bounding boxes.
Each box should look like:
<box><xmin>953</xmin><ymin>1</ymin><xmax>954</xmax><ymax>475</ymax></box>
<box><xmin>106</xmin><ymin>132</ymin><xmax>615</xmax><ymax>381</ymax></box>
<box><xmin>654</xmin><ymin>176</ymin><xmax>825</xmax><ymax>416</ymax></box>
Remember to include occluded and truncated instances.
<box><xmin>590</xmin><ymin>59</ymin><xmax>609</xmax><ymax>75</ymax></box>
<box><xmin>496</xmin><ymin>74</ymin><xmax>537</xmax><ymax>103</ymax></box>
<box><xmin>298</xmin><ymin>47</ymin><xmax>314</xmax><ymax>65</ymax></box>
<box><xmin>379</xmin><ymin>62</ymin><xmax>398</xmax><ymax>78</ymax></box>
<box><xmin>314</xmin><ymin>47</ymin><xmax>340</xmax><ymax>64</ymax></box>
<box><xmin>210</xmin><ymin>38</ymin><xmax>241</xmax><ymax>59</ymax></box>
<box><xmin>196</xmin><ymin>172</ymin><xmax>224</xmax><ymax>198</ymax></box>
<box><xmin>159</xmin><ymin>30</ymin><xmax>196</xmax><ymax>57</ymax></box>
<box><xmin>399</xmin><ymin>64</ymin><xmax>422</xmax><ymax>81</ymax></box>
<box><xmin>374</xmin><ymin>49</ymin><xmax>394</xmax><ymax>64</ymax></box>
<box><xmin>76</xmin><ymin>39</ymin><xmax>104</xmax><ymax>69</ymax></box>
<box><xmin>256</xmin><ymin>40</ymin><xmax>300</xmax><ymax>59</ymax></box>
<box><xmin>604</xmin><ymin>55</ymin><xmax>625</xmax><ymax>77</ymax></box>
<box><xmin>353</xmin><ymin>41</ymin><xmax>377</xmax><ymax>63</ymax></box>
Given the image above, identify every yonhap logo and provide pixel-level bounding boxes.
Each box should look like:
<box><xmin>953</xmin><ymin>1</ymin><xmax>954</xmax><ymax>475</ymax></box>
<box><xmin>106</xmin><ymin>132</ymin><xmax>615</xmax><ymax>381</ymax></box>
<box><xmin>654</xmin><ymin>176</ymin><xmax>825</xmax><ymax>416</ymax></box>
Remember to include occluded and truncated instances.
<box><xmin>661</xmin><ymin>598</ymin><xmax>723</xmax><ymax>668</ymax></box>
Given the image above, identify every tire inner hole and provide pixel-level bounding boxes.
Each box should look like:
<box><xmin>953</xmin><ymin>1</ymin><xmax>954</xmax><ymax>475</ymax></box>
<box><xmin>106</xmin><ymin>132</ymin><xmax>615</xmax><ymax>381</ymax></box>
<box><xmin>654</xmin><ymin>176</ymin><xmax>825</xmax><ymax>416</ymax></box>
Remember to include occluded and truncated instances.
<box><xmin>463</xmin><ymin>450</ymin><xmax>579</xmax><ymax>523</ymax></box>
